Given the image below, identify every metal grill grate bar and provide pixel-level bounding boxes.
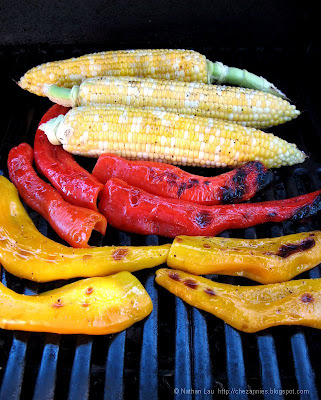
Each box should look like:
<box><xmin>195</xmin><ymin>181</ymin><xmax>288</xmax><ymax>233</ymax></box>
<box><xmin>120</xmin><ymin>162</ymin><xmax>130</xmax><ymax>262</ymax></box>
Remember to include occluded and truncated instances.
<box><xmin>0</xmin><ymin>333</ymin><xmax>29</xmax><ymax>400</ymax></box>
<box><xmin>67</xmin><ymin>336</ymin><xmax>93</xmax><ymax>400</ymax></box>
<box><xmin>139</xmin><ymin>235</ymin><xmax>159</xmax><ymax>400</ymax></box>
<box><xmin>104</xmin><ymin>332</ymin><xmax>126</xmax><ymax>400</ymax></box>
<box><xmin>32</xmin><ymin>335</ymin><xmax>60</xmax><ymax>400</ymax></box>
<box><xmin>257</xmin><ymin>335</ymin><xmax>284</xmax><ymax>400</ymax></box>
<box><xmin>291</xmin><ymin>334</ymin><xmax>319</xmax><ymax>400</ymax></box>
<box><xmin>225</xmin><ymin>325</ymin><xmax>248</xmax><ymax>400</ymax></box>
<box><xmin>192</xmin><ymin>308</ymin><xmax>213</xmax><ymax>400</ymax></box>
<box><xmin>174</xmin><ymin>298</ymin><xmax>192</xmax><ymax>400</ymax></box>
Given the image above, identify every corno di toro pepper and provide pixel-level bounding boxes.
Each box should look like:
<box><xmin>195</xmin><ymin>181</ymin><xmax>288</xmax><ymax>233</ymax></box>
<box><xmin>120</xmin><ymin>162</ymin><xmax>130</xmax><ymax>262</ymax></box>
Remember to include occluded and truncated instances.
<box><xmin>0</xmin><ymin>177</ymin><xmax>169</xmax><ymax>282</ymax></box>
<box><xmin>34</xmin><ymin>104</ymin><xmax>104</xmax><ymax>211</ymax></box>
<box><xmin>92</xmin><ymin>154</ymin><xmax>273</xmax><ymax>205</ymax></box>
<box><xmin>8</xmin><ymin>143</ymin><xmax>107</xmax><ymax>248</ymax></box>
<box><xmin>0</xmin><ymin>269</ymin><xmax>152</xmax><ymax>334</ymax></box>
<box><xmin>99</xmin><ymin>178</ymin><xmax>321</xmax><ymax>238</ymax></box>
<box><xmin>156</xmin><ymin>269</ymin><xmax>321</xmax><ymax>333</ymax></box>
<box><xmin>168</xmin><ymin>232</ymin><xmax>321</xmax><ymax>284</ymax></box>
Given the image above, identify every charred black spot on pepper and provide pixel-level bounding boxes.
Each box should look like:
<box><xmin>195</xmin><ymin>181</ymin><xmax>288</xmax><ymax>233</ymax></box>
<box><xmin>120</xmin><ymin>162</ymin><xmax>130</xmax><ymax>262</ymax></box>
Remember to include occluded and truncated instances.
<box><xmin>169</xmin><ymin>272</ymin><xmax>181</xmax><ymax>281</ymax></box>
<box><xmin>194</xmin><ymin>211</ymin><xmax>212</xmax><ymax>228</ymax></box>
<box><xmin>268</xmin><ymin>212</ymin><xmax>277</xmax><ymax>217</ymax></box>
<box><xmin>232</xmin><ymin>167</ymin><xmax>247</xmax><ymax>185</ymax></box>
<box><xmin>276</xmin><ymin>237</ymin><xmax>315</xmax><ymax>258</ymax></box>
<box><xmin>164</xmin><ymin>171</ymin><xmax>179</xmax><ymax>186</ymax></box>
<box><xmin>254</xmin><ymin>161</ymin><xmax>273</xmax><ymax>192</ymax></box>
<box><xmin>188</xmin><ymin>178</ymin><xmax>199</xmax><ymax>186</ymax></box>
<box><xmin>301</xmin><ymin>293</ymin><xmax>314</xmax><ymax>303</ymax></box>
<box><xmin>184</xmin><ymin>279</ymin><xmax>198</xmax><ymax>289</ymax></box>
<box><xmin>291</xmin><ymin>193</ymin><xmax>321</xmax><ymax>221</ymax></box>
<box><xmin>204</xmin><ymin>181</ymin><xmax>210</xmax><ymax>186</ymax></box>
<box><xmin>203</xmin><ymin>243</ymin><xmax>211</xmax><ymax>249</ymax></box>
<box><xmin>205</xmin><ymin>288</ymin><xmax>216</xmax><ymax>296</ymax></box>
<box><xmin>219</xmin><ymin>168</ymin><xmax>247</xmax><ymax>204</ymax></box>
<box><xmin>177</xmin><ymin>182</ymin><xmax>187</xmax><ymax>198</ymax></box>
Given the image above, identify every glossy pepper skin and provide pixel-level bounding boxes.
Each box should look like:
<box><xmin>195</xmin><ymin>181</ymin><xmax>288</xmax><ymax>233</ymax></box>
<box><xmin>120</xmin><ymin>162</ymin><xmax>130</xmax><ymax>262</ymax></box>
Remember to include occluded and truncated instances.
<box><xmin>34</xmin><ymin>104</ymin><xmax>103</xmax><ymax>211</ymax></box>
<box><xmin>0</xmin><ymin>270</ymin><xmax>152</xmax><ymax>334</ymax></box>
<box><xmin>156</xmin><ymin>269</ymin><xmax>321</xmax><ymax>333</ymax></box>
<box><xmin>92</xmin><ymin>154</ymin><xmax>273</xmax><ymax>205</ymax></box>
<box><xmin>99</xmin><ymin>178</ymin><xmax>321</xmax><ymax>238</ymax></box>
<box><xmin>8</xmin><ymin>143</ymin><xmax>107</xmax><ymax>248</ymax></box>
<box><xmin>0</xmin><ymin>176</ymin><xmax>170</xmax><ymax>282</ymax></box>
<box><xmin>168</xmin><ymin>232</ymin><xmax>321</xmax><ymax>284</ymax></box>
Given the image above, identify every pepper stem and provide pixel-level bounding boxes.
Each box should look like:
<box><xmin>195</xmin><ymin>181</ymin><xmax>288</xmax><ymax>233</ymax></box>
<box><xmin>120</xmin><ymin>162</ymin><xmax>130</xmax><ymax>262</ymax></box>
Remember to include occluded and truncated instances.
<box><xmin>207</xmin><ymin>60</ymin><xmax>286</xmax><ymax>98</ymax></box>
<box><xmin>44</xmin><ymin>84</ymin><xmax>79</xmax><ymax>107</ymax></box>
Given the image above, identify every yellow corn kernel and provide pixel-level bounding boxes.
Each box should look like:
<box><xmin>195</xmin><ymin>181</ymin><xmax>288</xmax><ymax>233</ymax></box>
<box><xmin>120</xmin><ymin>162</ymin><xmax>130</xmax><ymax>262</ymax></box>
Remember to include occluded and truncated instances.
<box><xmin>68</xmin><ymin>76</ymin><xmax>299</xmax><ymax>128</ymax></box>
<box><xmin>40</xmin><ymin>105</ymin><xmax>306</xmax><ymax>169</ymax></box>
<box><xmin>19</xmin><ymin>49</ymin><xmax>207</xmax><ymax>96</ymax></box>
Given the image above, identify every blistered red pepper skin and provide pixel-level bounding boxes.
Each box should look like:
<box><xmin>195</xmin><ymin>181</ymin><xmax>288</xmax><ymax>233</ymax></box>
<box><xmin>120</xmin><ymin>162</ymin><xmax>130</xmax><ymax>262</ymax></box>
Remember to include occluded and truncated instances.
<box><xmin>34</xmin><ymin>104</ymin><xmax>104</xmax><ymax>211</ymax></box>
<box><xmin>99</xmin><ymin>178</ymin><xmax>321</xmax><ymax>238</ymax></box>
<box><xmin>8</xmin><ymin>143</ymin><xmax>107</xmax><ymax>248</ymax></box>
<box><xmin>92</xmin><ymin>154</ymin><xmax>273</xmax><ymax>205</ymax></box>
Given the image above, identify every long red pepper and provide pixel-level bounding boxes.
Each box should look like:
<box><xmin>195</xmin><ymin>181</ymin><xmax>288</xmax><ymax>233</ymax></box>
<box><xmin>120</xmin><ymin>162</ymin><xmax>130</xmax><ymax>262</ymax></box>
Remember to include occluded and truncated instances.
<box><xmin>99</xmin><ymin>178</ymin><xmax>321</xmax><ymax>238</ymax></box>
<box><xmin>8</xmin><ymin>143</ymin><xmax>107</xmax><ymax>248</ymax></box>
<box><xmin>92</xmin><ymin>154</ymin><xmax>273</xmax><ymax>205</ymax></box>
<box><xmin>34</xmin><ymin>104</ymin><xmax>103</xmax><ymax>211</ymax></box>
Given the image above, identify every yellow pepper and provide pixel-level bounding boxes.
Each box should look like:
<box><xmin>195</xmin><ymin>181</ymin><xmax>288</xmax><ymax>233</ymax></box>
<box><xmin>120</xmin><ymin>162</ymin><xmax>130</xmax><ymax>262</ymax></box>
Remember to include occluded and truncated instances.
<box><xmin>167</xmin><ymin>233</ymin><xmax>321</xmax><ymax>284</ymax></box>
<box><xmin>0</xmin><ymin>177</ymin><xmax>169</xmax><ymax>282</ymax></box>
<box><xmin>0</xmin><ymin>269</ymin><xmax>152</xmax><ymax>334</ymax></box>
<box><xmin>156</xmin><ymin>268</ymin><xmax>321</xmax><ymax>333</ymax></box>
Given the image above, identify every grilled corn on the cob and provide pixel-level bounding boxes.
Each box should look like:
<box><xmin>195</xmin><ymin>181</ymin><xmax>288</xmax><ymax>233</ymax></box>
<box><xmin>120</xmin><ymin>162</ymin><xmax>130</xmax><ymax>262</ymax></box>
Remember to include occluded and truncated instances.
<box><xmin>19</xmin><ymin>49</ymin><xmax>285</xmax><ymax>97</ymax></box>
<box><xmin>46</xmin><ymin>77</ymin><xmax>299</xmax><ymax>128</ymax></box>
<box><xmin>39</xmin><ymin>105</ymin><xmax>306</xmax><ymax>168</ymax></box>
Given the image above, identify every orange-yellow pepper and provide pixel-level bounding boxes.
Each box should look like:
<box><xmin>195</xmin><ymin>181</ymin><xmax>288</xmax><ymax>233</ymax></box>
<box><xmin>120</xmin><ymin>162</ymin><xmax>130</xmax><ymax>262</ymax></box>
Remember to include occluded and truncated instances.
<box><xmin>0</xmin><ymin>269</ymin><xmax>152</xmax><ymax>334</ymax></box>
<box><xmin>0</xmin><ymin>176</ymin><xmax>169</xmax><ymax>282</ymax></box>
<box><xmin>156</xmin><ymin>268</ymin><xmax>321</xmax><ymax>333</ymax></box>
<box><xmin>167</xmin><ymin>233</ymin><xmax>321</xmax><ymax>284</ymax></box>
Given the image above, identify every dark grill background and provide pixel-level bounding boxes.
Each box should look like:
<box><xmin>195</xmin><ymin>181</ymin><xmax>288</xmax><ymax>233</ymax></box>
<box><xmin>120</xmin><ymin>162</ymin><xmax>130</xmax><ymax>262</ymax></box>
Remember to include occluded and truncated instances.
<box><xmin>0</xmin><ymin>2</ymin><xmax>321</xmax><ymax>397</ymax></box>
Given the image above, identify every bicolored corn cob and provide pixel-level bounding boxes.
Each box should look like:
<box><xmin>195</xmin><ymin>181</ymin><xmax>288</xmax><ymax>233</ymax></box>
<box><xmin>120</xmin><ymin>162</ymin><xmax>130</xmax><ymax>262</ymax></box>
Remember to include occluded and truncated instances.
<box><xmin>39</xmin><ymin>105</ymin><xmax>306</xmax><ymax>169</ymax></box>
<box><xmin>46</xmin><ymin>77</ymin><xmax>299</xmax><ymax>129</ymax></box>
<box><xmin>18</xmin><ymin>49</ymin><xmax>285</xmax><ymax>98</ymax></box>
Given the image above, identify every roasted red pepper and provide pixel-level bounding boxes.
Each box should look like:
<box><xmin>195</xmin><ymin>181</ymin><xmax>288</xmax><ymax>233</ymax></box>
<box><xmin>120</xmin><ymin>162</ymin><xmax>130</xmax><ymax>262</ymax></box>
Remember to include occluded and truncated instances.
<box><xmin>34</xmin><ymin>104</ymin><xmax>103</xmax><ymax>211</ymax></box>
<box><xmin>8</xmin><ymin>143</ymin><xmax>107</xmax><ymax>248</ymax></box>
<box><xmin>92</xmin><ymin>154</ymin><xmax>272</xmax><ymax>205</ymax></box>
<box><xmin>99</xmin><ymin>178</ymin><xmax>321</xmax><ymax>238</ymax></box>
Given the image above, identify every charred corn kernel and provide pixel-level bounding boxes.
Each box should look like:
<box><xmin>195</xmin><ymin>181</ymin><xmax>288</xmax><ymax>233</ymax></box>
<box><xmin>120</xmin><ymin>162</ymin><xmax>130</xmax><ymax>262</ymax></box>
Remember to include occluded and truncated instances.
<box><xmin>0</xmin><ymin>177</ymin><xmax>170</xmax><ymax>282</ymax></box>
<box><xmin>40</xmin><ymin>105</ymin><xmax>306</xmax><ymax>168</ymax></box>
<box><xmin>156</xmin><ymin>268</ymin><xmax>321</xmax><ymax>333</ymax></box>
<box><xmin>0</xmin><ymin>269</ymin><xmax>152</xmax><ymax>334</ymax></box>
<box><xmin>46</xmin><ymin>77</ymin><xmax>299</xmax><ymax>128</ymax></box>
<box><xmin>19</xmin><ymin>49</ymin><xmax>285</xmax><ymax>98</ymax></box>
<box><xmin>168</xmin><ymin>232</ymin><xmax>321</xmax><ymax>284</ymax></box>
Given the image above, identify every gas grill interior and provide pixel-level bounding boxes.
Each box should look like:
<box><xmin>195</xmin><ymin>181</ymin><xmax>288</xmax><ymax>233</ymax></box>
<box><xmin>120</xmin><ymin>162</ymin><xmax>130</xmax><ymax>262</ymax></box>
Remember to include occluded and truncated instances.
<box><xmin>0</xmin><ymin>2</ymin><xmax>321</xmax><ymax>398</ymax></box>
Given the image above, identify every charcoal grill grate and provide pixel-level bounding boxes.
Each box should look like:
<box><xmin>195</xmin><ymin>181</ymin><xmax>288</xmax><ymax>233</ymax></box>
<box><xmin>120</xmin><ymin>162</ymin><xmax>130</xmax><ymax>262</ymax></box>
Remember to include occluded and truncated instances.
<box><xmin>0</xmin><ymin>45</ymin><xmax>320</xmax><ymax>400</ymax></box>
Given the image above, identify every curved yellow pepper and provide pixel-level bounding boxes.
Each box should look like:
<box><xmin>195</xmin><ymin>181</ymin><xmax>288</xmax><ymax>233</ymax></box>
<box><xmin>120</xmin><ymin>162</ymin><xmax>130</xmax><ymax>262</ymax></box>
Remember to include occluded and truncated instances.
<box><xmin>167</xmin><ymin>233</ymin><xmax>321</xmax><ymax>284</ymax></box>
<box><xmin>156</xmin><ymin>268</ymin><xmax>321</xmax><ymax>333</ymax></box>
<box><xmin>0</xmin><ymin>176</ymin><xmax>169</xmax><ymax>282</ymax></box>
<box><xmin>0</xmin><ymin>269</ymin><xmax>152</xmax><ymax>334</ymax></box>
